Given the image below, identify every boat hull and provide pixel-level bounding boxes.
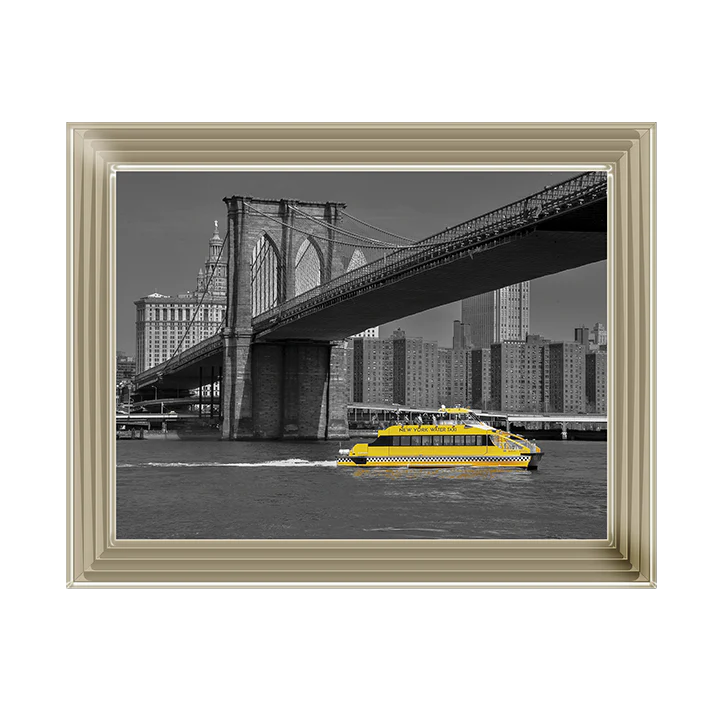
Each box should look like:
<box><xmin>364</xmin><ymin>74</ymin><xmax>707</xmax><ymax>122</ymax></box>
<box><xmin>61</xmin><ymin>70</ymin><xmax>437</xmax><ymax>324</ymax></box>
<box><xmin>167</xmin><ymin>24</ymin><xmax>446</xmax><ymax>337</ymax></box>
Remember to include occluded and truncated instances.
<box><xmin>337</xmin><ymin>453</ymin><xmax>543</xmax><ymax>470</ymax></box>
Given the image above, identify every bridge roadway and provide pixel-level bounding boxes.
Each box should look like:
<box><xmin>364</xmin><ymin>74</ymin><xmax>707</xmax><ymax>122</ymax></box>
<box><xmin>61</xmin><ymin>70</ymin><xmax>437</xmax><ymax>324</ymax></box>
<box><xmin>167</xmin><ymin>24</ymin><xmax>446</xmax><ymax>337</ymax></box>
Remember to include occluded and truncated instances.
<box><xmin>135</xmin><ymin>334</ymin><xmax>223</xmax><ymax>397</ymax></box>
<box><xmin>126</xmin><ymin>396</ymin><xmax>219</xmax><ymax>411</ymax></box>
<box><xmin>256</xmin><ymin>200</ymin><xmax>606</xmax><ymax>341</ymax></box>
<box><xmin>135</xmin><ymin>172</ymin><xmax>606</xmax><ymax>395</ymax></box>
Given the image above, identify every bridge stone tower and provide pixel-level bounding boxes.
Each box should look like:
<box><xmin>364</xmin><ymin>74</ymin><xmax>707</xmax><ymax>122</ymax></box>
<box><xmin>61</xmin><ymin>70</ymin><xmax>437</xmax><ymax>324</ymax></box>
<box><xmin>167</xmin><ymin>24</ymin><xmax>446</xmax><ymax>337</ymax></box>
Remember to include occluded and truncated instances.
<box><xmin>221</xmin><ymin>196</ymin><xmax>350</xmax><ymax>440</ymax></box>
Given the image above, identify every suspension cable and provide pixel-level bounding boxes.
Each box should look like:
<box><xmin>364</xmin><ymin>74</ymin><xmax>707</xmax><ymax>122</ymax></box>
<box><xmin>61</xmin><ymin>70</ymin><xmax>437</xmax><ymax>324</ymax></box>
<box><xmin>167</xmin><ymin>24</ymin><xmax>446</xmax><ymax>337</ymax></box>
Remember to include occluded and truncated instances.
<box><xmin>245</xmin><ymin>201</ymin><xmax>391</xmax><ymax>250</ymax></box>
<box><xmin>242</xmin><ymin>201</ymin><xmax>399</xmax><ymax>250</ymax></box>
<box><xmin>158</xmin><ymin>228</ymin><xmax>229</xmax><ymax>376</ymax></box>
<box><xmin>289</xmin><ymin>204</ymin><xmax>405</xmax><ymax>248</ymax></box>
<box><xmin>338</xmin><ymin>208</ymin><xmax>417</xmax><ymax>244</ymax></box>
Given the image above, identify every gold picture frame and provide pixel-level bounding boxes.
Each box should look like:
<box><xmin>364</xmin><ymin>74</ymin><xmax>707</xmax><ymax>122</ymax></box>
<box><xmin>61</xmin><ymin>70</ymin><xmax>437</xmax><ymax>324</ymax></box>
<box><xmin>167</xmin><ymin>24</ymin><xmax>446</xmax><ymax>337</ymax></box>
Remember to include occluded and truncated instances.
<box><xmin>67</xmin><ymin>122</ymin><xmax>655</xmax><ymax>588</ymax></box>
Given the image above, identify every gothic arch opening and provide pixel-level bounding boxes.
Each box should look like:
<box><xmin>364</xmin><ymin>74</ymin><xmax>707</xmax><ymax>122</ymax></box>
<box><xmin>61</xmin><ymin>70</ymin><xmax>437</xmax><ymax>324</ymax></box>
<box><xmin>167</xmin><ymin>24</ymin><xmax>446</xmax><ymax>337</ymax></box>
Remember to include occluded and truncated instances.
<box><xmin>346</xmin><ymin>248</ymin><xmax>368</xmax><ymax>272</ymax></box>
<box><xmin>295</xmin><ymin>237</ymin><xmax>323</xmax><ymax>296</ymax></box>
<box><xmin>251</xmin><ymin>233</ymin><xmax>281</xmax><ymax>316</ymax></box>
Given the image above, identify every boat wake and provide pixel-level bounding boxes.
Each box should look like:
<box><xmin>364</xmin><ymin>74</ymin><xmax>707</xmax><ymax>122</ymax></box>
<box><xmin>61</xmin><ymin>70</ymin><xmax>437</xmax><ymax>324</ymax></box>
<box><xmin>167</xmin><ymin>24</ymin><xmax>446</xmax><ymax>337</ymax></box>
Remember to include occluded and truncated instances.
<box><xmin>117</xmin><ymin>459</ymin><xmax>337</xmax><ymax>468</ymax></box>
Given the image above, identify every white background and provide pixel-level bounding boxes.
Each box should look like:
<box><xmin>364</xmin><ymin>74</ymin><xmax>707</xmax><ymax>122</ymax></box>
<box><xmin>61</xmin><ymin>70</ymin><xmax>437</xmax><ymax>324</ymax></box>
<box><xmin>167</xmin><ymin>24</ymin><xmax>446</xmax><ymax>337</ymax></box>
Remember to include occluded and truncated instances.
<box><xmin>2</xmin><ymin>1</ymin><xmax>720</xmax><ymax>721</ymax></box>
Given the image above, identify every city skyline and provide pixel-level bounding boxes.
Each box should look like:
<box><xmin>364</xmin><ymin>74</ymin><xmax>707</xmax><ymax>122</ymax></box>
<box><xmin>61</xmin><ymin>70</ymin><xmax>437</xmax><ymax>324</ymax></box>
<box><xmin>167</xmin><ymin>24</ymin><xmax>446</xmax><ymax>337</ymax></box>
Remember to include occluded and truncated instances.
<box><xmin>375</xmin><ymin>317</ymin><xmax>607</xmax><ymax>348</ymax></box>
<box><xmin>117</xmin><ymin>171</ymin><xmax>606</xmax><ymax>354</ymax></box>
<box><xmin>348</xmin><ymin>324</ymin><xmax>607</xmax><ymax>414</ymax></box>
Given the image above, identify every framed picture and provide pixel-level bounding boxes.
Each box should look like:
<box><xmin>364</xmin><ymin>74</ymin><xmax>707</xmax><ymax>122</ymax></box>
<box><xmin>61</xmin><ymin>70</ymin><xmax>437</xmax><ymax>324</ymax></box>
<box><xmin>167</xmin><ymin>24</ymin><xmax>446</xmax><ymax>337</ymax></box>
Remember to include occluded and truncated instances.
<box><xmin>67</xmin><ymin>123</ymin><xmax>655</xmax><ymax>587</ymax></box>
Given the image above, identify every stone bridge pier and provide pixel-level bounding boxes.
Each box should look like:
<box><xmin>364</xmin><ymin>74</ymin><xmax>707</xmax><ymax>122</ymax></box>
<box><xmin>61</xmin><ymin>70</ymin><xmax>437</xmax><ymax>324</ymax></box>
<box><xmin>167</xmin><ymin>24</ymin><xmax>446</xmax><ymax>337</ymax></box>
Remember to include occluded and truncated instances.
<box><xmin>221</xmin><ymin>337</ymin><xmax>349</xmax><ymax>440</ymax></box>
<box><xmin>220</xmin><ymin>195</ymin><xmax>350</xmax><ymax>440</ymax></box>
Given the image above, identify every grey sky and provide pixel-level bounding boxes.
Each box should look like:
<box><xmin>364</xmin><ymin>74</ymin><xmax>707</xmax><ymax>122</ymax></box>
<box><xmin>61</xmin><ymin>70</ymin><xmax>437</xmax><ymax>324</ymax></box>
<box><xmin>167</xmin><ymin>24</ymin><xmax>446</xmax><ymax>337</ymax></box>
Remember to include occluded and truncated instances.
<box><xmin>117</xmin><ymin>171</ymin><xmax>606</xmax><ymax>353</ymax></box>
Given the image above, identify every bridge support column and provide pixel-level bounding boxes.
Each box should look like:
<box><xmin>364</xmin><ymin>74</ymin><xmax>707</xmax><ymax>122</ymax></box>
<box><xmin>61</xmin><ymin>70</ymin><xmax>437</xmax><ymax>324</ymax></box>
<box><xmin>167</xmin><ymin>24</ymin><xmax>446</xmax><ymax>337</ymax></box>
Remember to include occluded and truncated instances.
<box><xmin>252</xmin><ymin>345</ymin><xmax>284</xmax><ymax>438</ymax></box>
<box><xmin>326</xmin><ymin>341</ymin><xmax>350</xmax><ymax>440</ymax></box>
<box><xmin>282</xmin><ymin>345</ymin><xmax>300</xmax><ymax>439</ymax></box>
<box><xmin>222</xmin><ymin>339</ymin><xmax>349</xmax><ymax>440</ymax></box>
<box><xmin>296</xmin><ymin>345</ymin><xmax>331</xmax><ymax>439</ymax></box>
<box><xmin>221</xmin><ymin>331</ymin><xmax>254</xmax><ymax>440</ymax></box>
<box><xmin>199</xmin><ymin>366</ymin><xmax>203</xmax><ymax>418</ymax></box>
<box><xmin>561</xmin><ymin>422</ymin><xmax>568</xmax><ymax>440</ymax></box>
<box><xmin>288</xmin><ymin>342</ymin><xmax>349</xmax><ymax>440</ymax></box>
<box><xmin>275</xmin><ymin>344</ymin><xmax>327</xmax><ymax>439</ymax></box>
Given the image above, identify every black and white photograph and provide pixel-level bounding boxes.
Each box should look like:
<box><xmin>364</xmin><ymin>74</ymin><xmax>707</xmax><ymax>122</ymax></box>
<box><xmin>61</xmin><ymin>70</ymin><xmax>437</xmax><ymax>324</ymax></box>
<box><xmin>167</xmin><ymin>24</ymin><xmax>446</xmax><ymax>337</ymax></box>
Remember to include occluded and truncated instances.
<box><xmin>13</xmin><ymin>0</ymin><xmax>722</xmax><ymax>713</ymax></box>
<box><xmin>116</xmin><ymin>170</ymin><xmax>607</xmax><ymax>540</ymax></box>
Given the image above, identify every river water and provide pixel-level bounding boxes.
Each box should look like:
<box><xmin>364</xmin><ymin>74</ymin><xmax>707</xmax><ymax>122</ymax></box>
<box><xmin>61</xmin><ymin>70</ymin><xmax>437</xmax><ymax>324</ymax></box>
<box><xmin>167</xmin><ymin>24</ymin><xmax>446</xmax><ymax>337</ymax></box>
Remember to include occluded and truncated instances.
<box><xmin>116</xmin><ymin>439</ymin><xmax>607</xmax><ymax>540</ymax></box>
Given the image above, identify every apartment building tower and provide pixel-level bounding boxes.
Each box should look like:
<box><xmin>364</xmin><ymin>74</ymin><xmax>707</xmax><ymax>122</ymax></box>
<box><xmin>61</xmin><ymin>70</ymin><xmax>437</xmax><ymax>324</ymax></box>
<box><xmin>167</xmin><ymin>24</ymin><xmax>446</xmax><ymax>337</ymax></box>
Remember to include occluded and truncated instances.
<box><xmin>548</xmin><ymin>342</ymin><xmax>586</xmax><ymax>413</ymax></box>
<box><xmin>586</xmin><ymin>350</ymin><xmax>608</xmax><ymax>414</ymax></box>
<box><xmin>351</xmin><ymin>337</ymin><xmax>393</xmax><ymax>405</ymax></box>
<box><xmin>490</xmin><ymin>339</ymin><xmax>549</xmax><ymax>413</ymax></box>
<box><xmin>390</xmin><ymin>329</ymin><xmax>439</xmax><ymax>409</ymax></box>
<box><xmin>438</xmin><ymin>348</ymin><xmax>471</xmax><ymax>408</ymax></box>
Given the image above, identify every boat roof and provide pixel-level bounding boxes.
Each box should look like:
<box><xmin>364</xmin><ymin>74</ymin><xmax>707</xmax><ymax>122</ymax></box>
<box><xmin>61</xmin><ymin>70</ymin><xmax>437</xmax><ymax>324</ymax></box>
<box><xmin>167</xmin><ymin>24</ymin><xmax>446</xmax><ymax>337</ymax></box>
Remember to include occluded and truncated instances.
<box><xmin>378</xmin><ymin>422</ymin><xmax>495</xmax><ymax>434</ymax></box>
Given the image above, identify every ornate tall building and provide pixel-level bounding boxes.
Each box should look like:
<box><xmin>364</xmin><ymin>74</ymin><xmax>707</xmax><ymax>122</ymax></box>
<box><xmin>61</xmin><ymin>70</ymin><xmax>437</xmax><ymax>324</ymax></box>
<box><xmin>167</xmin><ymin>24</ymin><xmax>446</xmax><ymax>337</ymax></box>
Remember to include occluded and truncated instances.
<box><xmin>135</xmin><ymin>222</ymin><xmax>228</xmax><ymax>373</ymax></box>
<box><xmin>195</xmin><ymin>220</ymin><xmax>227</xmax><ymax>297</ymax></box>
<box><xmin>461</xmin><ymin>282</ymin><xmax>530</xmax><ymax>349</ymax></box>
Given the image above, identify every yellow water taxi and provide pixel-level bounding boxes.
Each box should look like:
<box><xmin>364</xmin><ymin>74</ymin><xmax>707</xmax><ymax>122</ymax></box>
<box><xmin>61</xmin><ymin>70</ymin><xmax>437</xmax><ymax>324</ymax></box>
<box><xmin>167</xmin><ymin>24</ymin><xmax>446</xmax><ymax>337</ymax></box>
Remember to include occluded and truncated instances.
<box><xmin>337</xmin><ymin>408</ymin><xmax>543</xmax><ymax>469</ymax></box>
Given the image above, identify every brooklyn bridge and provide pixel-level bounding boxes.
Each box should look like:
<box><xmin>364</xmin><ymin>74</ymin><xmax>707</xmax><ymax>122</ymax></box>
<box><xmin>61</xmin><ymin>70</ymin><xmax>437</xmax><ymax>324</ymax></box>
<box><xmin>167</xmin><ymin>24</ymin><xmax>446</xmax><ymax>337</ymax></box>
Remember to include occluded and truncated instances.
<box><xmin>133</xmin><ymin>171</ymin><xmax>607</xmax><ymax>440</ymax></box>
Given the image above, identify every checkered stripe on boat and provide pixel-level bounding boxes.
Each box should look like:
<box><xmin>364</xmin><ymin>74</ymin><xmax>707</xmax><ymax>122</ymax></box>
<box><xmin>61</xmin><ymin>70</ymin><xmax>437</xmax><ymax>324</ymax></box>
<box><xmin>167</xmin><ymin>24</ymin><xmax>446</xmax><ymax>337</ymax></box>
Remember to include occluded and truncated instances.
<box><xmin>338</xmin><ymin>456</ymin><xmax>529</xmax><ymax>463</ymax></box>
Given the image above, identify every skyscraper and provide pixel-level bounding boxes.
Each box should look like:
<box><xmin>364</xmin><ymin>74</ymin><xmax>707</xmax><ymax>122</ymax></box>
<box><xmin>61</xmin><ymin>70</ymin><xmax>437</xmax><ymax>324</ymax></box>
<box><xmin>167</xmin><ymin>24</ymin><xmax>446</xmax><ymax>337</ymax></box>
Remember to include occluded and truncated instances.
<box><xmin>461</xmin><ymin>282</ymin><xmax>530</xmax><ymax>349</ymax></box>
<box><xmin>574</xmin><ymin>326</ymin><xmax>591</xmax><ymax>351</ymax></box>
<box><xmin>452</xmin><ymin>320</ymin><xmax>472</xmax><ymax>350</ymax></box>
<box><xmin>135</xmin><ymin>222</ymin><xmax>227</xmax><ymax>372</ymax></box>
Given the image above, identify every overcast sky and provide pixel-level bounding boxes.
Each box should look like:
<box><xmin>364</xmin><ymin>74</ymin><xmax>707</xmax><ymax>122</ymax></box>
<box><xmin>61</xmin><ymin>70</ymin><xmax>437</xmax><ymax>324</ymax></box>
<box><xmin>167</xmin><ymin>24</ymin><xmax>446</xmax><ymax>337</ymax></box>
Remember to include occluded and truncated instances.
<box><xmin>117</xmin><ymin>171</ymin><xmax>606</xmax><ymax>353</ymax></box>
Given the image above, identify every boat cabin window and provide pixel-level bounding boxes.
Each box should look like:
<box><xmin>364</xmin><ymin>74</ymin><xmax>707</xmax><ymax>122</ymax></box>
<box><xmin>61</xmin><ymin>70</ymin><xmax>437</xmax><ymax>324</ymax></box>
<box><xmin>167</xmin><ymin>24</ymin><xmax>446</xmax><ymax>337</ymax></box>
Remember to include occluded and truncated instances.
<box><xmin>369</xmin><ymin>434</ymin><xmax>496</xmax><ymax>447</ymax></box>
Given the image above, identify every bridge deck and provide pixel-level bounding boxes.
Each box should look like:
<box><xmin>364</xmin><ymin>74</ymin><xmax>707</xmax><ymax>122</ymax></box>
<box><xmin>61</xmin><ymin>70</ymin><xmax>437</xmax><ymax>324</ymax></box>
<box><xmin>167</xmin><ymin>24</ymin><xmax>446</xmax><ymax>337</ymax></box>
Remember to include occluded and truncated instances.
<box><xmin>259</xmin><ymin>225</ymin><xmax>605</xmax><ymax>341</ymax></box>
